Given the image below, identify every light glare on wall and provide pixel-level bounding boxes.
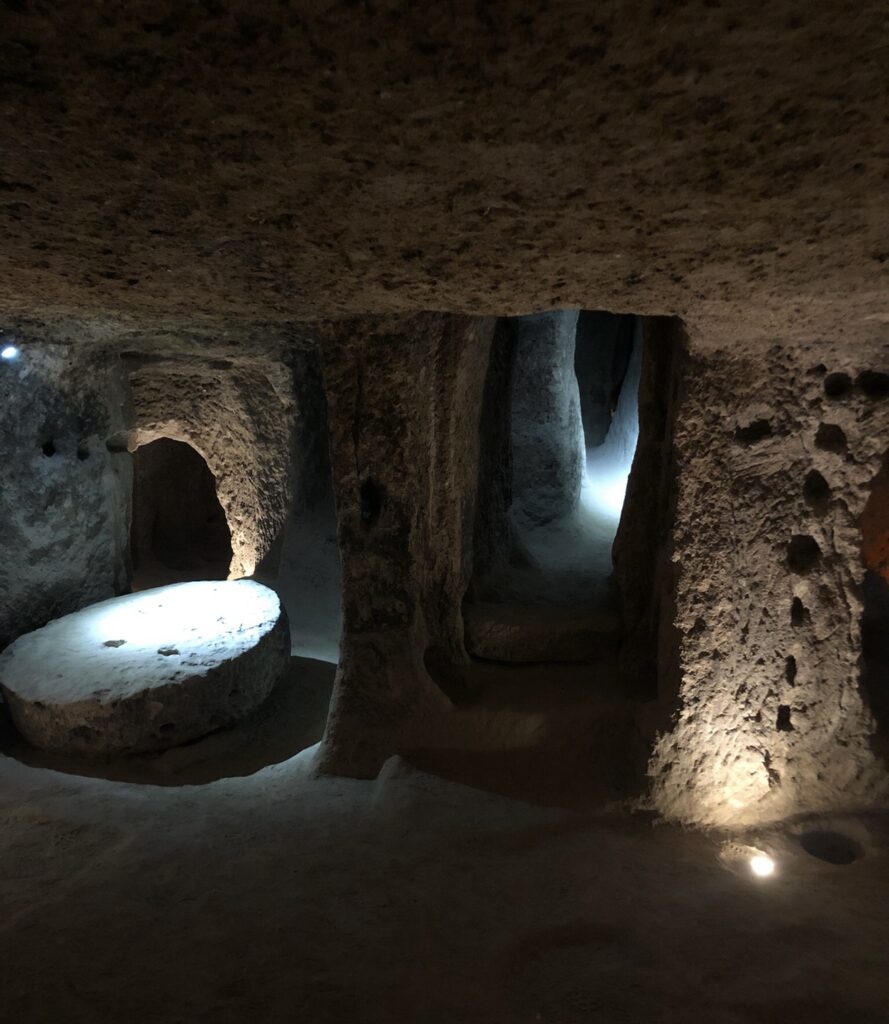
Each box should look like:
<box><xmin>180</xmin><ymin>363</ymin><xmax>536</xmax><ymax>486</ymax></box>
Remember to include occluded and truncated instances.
<box><xmin>581</xmin><ymin>470</ymin><xmax>630</xmax><ymax>521</ymax></box>
<box><xmin>579</xmin><ymin>318</ymin><xmax>642</xmax><ymax>524</ymax></box>
<box><xmin>1</xmin><ymin>345</ymin><xmax>19</xmax><ymax>360</ymax></box>
<box><xmin>749</xmin><ymin>853</ymin><xmax>776</xmax><ymax>878</ymax></box>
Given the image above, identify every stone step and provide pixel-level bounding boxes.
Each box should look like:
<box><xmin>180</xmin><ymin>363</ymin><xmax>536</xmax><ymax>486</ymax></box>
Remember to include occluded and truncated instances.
<box><xmin>463</xmin><ymin>601</ymin><xmax>621</xmax><ymax>664</ymax></box>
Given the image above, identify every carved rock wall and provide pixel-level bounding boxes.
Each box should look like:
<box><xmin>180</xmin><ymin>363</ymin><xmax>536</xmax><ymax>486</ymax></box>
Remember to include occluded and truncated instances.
<box><xmin>317</xmin><ymin>313</ymin><xmax>495</xmax><ymax>776</ymax></box>
<box><xmin>125</xmin><ymin>355</ymin><xmax>295</xmax><ymax>579</ymax></box>
<box><xmin>647</xmin><ymin>335</ymin><xmax>889</xmax><ymax>826</ymax></box>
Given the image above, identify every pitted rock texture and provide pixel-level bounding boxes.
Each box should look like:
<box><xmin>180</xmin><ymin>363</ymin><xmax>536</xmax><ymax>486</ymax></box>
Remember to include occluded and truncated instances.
<box><xmin>646</xmin><ymin>336</ymin><xmax>889</xmax><ymax>826</ymax></box>
<box><xmin>1</xmin><ymin>3</ymin><xmax>888</xmax><ymax>350</ymax></box>
<box><xmin>0</xmin><ymin>580</ymin><xmax>289</xmax><ymax>757</ymax></box>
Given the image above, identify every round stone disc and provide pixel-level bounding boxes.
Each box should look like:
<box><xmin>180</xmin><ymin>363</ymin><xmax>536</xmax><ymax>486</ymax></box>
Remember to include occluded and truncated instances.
<box><xmin>0</xmin><ymin>580</ymin><xmax>289</xmax><ymax>757</ymax></box>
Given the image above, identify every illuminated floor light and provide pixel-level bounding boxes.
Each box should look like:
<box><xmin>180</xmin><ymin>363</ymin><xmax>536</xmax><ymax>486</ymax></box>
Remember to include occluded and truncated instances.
<box><xmin>749</xmin><ymin>853</ymin><xmax>776</xmax><ymax>878</ymax></box>
<box><xmin>1</xmin><ymin>345</ymin><xmax>19</xmax><ymax>360</ymax></box>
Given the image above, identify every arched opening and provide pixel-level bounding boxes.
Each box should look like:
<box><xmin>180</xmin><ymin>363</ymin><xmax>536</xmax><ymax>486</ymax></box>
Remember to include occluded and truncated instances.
<box><xmin>861</xmin><ymin>449</ymin><xmax>889</xmax><ymax>760</ymax></box>
<box><xmin>130</xmin><ymin>438</ymin><xmax>233</xmax><ymax>591</ymax></box>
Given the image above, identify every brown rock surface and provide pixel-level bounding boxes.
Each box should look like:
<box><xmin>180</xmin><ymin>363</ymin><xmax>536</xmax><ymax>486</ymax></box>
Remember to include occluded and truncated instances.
<box><xmin>1</xmin><ymin>2</ymin><xmax>887</xmax><ymax>348</ymax></box>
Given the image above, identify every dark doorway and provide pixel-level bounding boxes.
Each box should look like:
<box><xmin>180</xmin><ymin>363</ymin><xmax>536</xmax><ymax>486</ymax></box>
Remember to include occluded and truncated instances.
<box><xmin>131</xmin><ymin>438</ymin><xmax>232</xmax><ymax>591</ymax></box>
<box><xmin>861</xmin><ymin>450</ymin><xmax>889</xmax><ymax>761</ymax></box>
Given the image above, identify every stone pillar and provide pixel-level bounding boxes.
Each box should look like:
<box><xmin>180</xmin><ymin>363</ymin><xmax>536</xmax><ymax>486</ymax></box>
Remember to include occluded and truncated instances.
<box><xmin>647</xmin><ymin>334</ymin><xmax>889</xmax><ymax>826</ymax></box>
<box><xmin>316</xmin><ymin>313</ymin><xmax>496</xmax><ymax>777</ymax></box>
<box><xmin>613</xmin><ymin>317</ymin><xmax>685</xmax><ymax>703</ymax></box>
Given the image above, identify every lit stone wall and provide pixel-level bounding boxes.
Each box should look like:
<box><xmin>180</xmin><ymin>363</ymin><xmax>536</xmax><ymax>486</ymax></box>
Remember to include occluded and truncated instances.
<box><xmin>125</xmin><ymin>356</ymin><xmax>295</xmax><ymax>580</ymax></box>
<box><xmin>646</xmin><ymin>334</ymin><xmax>889</xmax><ymax>826</ymax></box>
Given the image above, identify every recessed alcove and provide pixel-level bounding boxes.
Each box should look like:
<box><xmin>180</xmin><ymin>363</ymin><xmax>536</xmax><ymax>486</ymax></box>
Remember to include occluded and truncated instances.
<box><xmin>130</xmin><ymin>438</ymin><xmax>233</xmax><ymax>591</ymax></box>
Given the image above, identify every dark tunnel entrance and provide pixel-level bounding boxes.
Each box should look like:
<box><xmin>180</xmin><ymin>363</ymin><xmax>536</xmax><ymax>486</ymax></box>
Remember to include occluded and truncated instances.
<box><xmin>130</xmin><ymin>438</ymin><xmax>232</xmax><ymax>591</ymax></box>
<box><xmin>861</xmin><ymin>450</ymin><xmax>889</xmax><ymax>762</ymax></box>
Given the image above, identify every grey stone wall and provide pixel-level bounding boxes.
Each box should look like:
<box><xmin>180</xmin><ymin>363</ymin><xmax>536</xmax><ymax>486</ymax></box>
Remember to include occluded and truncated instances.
<box><xmin>0</xmin><ymin>344</ymin><xmax>131</xmax><ymax>650</ymax></box>
<box><xmin>510</xmin><ymin>311</ymin><xmax>584</xmax><ymax>526</ymax></box>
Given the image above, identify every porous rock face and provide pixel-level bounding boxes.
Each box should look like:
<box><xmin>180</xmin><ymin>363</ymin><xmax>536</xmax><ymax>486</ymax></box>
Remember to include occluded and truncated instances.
<box><xmin>0</xmin><ymin>345</ymin><xmax>131</xmax><ymax>650</ymax></box>
<box><xmin>2</xmin><ymin>3</ymin><xmax>888</xmax><ymax>348</ymax></box>
<box><xmin>0</xmin><ymin>581</ymin><xmax>289</xmax><ymax>757</ymax></box>
<box><xmin>1</xmin><ymin>317</ymin><xmax>887</xmax><ymax>824</ymax></box>
<box><xmin>645</xmin><ymin>337</ymin><xmax>889</xmax><ymax>826</ymax></box>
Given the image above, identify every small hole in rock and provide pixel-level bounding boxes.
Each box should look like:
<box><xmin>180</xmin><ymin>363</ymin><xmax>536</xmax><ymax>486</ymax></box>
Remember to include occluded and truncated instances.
<box><xmin>157</xmin><ymin>646</ymin><xmax>179</xmax><ymax>657</ymax></box>
<box><xmin>785</xmin><ymin>655</ymin><xmax>797</xmax><ymax>684</ymax></box>
<box><xmin>787</xmin><ymin>535</ymin><xmax>821</xmax><ymax>574</ymax></box>
<box><xmin>802</xmin><ymin>469</ymin><xmax>831</xmax><ymax>512</ymax></box>
<box><xmin>41</xmin><ymin>440</ymin><xmax>56</xmax><ymax>457</ymax></box>
<box><xmin>105</xmin><ymin>433</ymin><xmax>129</xmax><ymax>453</ymax></box>
<box><xmin>791</xmin><ymin>597</ymin><xmax>810</xmax><ymax>627</ymax></box>
<box><xmin>734</xmin><ymin>418</ymin><xmax>772</xmax><ymax>444</ymax></box>
<box><xmin>103</xmin><ymin>639</ymin><xmax>127</xmax><ymax>648</ymax></box>
<box><xmin>815</xmin><ymin>423</ymin><xmax>847</xmax><ymax>453</ymax></box>
<box><xmin>776</xmin><ymin>705</ymin><xmax>794</xmax><ymax>731</ymax></box>
<box><xmin>76</xmin><ymin>442</ymin><xmax>89</xmax><ymax>461</ymax></box>
<box><xmin>856</xmin><ymin>370</ymin><xmax>889</xmax><ymax>399</ymax></box>
<box><xmin>360</xmin><ymin>478</ymin><xmax>384</xmax><ymax>524</ymax></box>
<box><xmin>159</xmin><ymin>723</ymin><xmax>176</xmax><ymax>733</ymax></box>
<box><xmin>824</xmin><ymin>372</ymin><xmax>852</xmax><ymax>398</ymax></box>
<box><xmin>798</xmin><ymin>829</ymin><xmax>863</xmax><ymax>865</ymax></box>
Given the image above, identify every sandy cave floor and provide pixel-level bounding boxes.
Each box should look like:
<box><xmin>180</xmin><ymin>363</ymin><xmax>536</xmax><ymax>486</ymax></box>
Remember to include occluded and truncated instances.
<box><xmin>2</xmin><ymin>663</ymin><xmax>889</xmax><ymax>1024</ymax></box>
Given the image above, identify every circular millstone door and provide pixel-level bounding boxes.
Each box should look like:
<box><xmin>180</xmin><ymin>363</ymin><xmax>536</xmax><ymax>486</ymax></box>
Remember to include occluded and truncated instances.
<box><xmin>0</xmin><ymin>580</ymin><xmax>289</xmax><ymax>757</ymax></box>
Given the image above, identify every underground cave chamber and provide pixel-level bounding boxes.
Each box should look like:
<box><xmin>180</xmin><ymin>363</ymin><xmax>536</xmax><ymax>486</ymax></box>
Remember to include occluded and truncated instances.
<box><xmin>0</xmin><ymin>347</ymin><xmax>344</xmax><ymax>777</ymax></box>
